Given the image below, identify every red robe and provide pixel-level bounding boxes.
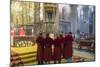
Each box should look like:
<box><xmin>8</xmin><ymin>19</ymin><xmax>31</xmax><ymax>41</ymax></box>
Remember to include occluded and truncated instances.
<box><xmin>19</xmin><ymin>27</ymin><xmax>25</xmax><ymax>37</ymax></box>
<box><xmin>63</xmin><ymin>34</ymin><xmax>73</xmax><ymax>58</ymax></box>
<box><xmin>44</xmin><ymin>37</ymin><xmax>53</xmax><ymax>61</ymax></box>
<box><xmin>53</xmin><ymin>37</ymin><xmax>62</xmax><ymax>61</ymax></box>
<box><xmin>36</xmin><ymin>36</ymin><xmax>45</xmax><ymax>61</ymax></box>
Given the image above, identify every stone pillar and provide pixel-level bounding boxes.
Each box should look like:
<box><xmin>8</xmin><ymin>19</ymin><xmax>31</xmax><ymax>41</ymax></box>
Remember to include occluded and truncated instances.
<box><xmin>69</xmin><ymin>5</ymin><xmax>78</xmax><ymax>37</ymax></box>
<box><xmin>55</xmin><ymin>4</ymin><xmax>59</xmax><ymax>34</ymax></box>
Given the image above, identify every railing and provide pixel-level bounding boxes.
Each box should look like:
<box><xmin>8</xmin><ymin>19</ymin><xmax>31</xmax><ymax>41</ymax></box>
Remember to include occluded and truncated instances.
<box><xmin>76</xmin><ymin>39</ymin><xmax>95</xmax><ymax>52</ymax></box>
<box><xmin>12</xmin><ymin>36</ymin><xmax>35</xmax><ymax>47</ymax></box>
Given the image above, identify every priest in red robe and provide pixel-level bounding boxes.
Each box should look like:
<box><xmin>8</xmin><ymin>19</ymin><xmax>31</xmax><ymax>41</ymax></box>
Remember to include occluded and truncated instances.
<box><xmin>44</xmin><ymin>33</ymin><xmax>53</xmax><ymax>64</ymax></box>
<box><xmin>53</xmin><ymin>34</ymin><xmax>63</xmax><ymax>64</ymax></box>
<box><xmin>63</xmin><ymin>32</ymin><xmax>73</xmax><ymax>63</ymax></box>
<box><xmin>36</xmin><ymin>33</ymin><xmax>45</xmax><ymax>65</ymax></box>
<box><xmin>19</xmin><ymin>27</ymin><xmax>25</xmax><ymax>37</ymax></box>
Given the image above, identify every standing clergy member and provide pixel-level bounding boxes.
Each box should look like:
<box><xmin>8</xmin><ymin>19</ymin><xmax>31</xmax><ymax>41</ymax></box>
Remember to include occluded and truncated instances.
<box><xmin>19</xmin><ymin>27</ymin><xmax>25</xmax><ymax>37</ymax></box>
<box><xmin>44</xmin><ymin>33</ymin><xmax>53</xmax><ymax>64</ymax></box>
<box><xmin>53</xmin><ymin>34</ymin><xmax>63</xmax><ymax>64</ymax></box>
<box><xmin>36</xmin><ymin>33</ymin><xmax>45</xmax><ymax>65</ymax></box>
<box><xmin>63</xmin><ymin>32</ymin><xmax>73</xmax><ymax>63</ymax></box>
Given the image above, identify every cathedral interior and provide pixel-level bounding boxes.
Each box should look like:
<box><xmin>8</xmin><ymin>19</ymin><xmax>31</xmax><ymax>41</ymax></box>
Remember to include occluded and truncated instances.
<box><xmin>10</xmin><ymin>0</ymin><xmax>95</xmax><ymax>66</ymax></box>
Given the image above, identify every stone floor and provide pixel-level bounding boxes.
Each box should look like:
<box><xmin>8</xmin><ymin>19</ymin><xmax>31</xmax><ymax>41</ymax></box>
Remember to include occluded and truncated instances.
<box><xmin>73</xmin><ymin>42</ymin><xmax>95</xmax><ymax>62</ymax></box>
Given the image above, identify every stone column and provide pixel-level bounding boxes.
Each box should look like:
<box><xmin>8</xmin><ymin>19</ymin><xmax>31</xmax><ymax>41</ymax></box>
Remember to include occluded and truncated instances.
<box><xmin>55</xmin><ymin>4</ymin><xmax>59</xmax><ymax>34</ymax></box>
<box><xmin>69</xmin><ymin>5</ymin><xmax>78</xmax><ymax>37</ymax></box>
